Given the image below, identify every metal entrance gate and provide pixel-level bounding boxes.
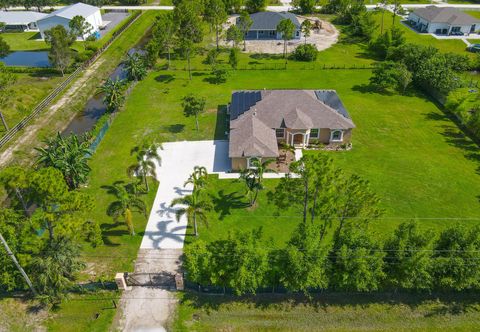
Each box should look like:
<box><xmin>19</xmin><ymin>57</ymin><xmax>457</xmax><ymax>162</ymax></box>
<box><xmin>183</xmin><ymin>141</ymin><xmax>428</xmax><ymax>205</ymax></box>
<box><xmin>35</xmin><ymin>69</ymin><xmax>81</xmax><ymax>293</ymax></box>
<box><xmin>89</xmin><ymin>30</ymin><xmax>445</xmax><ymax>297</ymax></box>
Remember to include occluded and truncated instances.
<box><xmin>124</xmin><ymin>272</ymin><xmax>175</xmax><ymax>288</ymax></box>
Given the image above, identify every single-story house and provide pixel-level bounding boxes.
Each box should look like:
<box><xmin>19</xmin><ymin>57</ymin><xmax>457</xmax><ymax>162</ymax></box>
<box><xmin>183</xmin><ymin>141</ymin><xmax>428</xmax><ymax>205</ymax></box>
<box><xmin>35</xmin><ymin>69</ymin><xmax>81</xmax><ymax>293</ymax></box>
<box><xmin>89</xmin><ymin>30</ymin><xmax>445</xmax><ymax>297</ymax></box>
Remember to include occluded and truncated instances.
<box><xmin>0</xmin><ymin>11</ymin><xmax>47</xmax><ymax>31</ymax></box>
<box><xmin>37</xmin><ymin>3</ymin><xmax>103</xmax><ymax>40</ymax></box>
<box><xmin>408</xmin><ymin>6</ymin><xmax>479</xmax><ymax>35</ymax></box>
<box><xmin>236</xmin><ymin>11</ymin><xmax>301</xmax><ymax>40</ymax></box>
<box><xmin>228</xmin><ymin>90</ymin><xmax>355</xmax><ymax>170</ymax></box>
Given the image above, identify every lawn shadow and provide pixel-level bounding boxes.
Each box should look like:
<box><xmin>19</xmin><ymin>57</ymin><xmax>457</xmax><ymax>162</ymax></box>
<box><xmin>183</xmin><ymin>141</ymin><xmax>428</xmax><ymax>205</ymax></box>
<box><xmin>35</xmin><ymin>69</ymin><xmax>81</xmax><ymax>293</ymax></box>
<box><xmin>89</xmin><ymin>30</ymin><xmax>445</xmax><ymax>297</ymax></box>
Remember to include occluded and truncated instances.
<box><xmin>100</xmin><ymin>221</ymin><xmax>126</xmax><ymax>247</ymax></box>
<box><xmin>180</xmin><ymin>290</ymin><xmax>480</xmax><ymax>317</ymax></box>
<box><xmin>162</xmin><ymin>124</ymin><xmax>185</xmax><ymax>134</ymax></box>
<box><xmin>214</xmin><ymin>105</ymin><xmax>228</xmax><ymax>140</ymax></box>
<box><xmin>155</xmin><ymin>74</ymin><xmax>175</xmax><ymax>83</ymax></box>
<box><xmin>210</xmin><ymin>189</ymin><xmax>249</xmax><ymax>220</ymax></box>
<box><xmin>424</xmin><ymin>111</ymin><xmax>480</xmax><ymax>174</ymax></box>
<box><xmin>351</xmin><ymin>84</ymin><xmax>394</xmax><ymax>96</ymax></box>
<box><xmin>28</xmin><ymin>32</ymin><xmax>41</xmax><ymax>40</ymax></box>
<box><xmin>250</xmin><ymin>53</ymin><xmax>283</xmax><ymax>60</ymax></box>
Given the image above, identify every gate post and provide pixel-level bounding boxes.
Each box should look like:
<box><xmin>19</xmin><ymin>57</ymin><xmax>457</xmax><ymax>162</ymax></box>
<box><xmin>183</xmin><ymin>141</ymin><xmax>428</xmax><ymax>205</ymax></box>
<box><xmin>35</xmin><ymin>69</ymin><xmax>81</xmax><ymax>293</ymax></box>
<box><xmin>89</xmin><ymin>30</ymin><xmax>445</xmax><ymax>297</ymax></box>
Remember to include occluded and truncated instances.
<box><xmin>175</xmin><ymin>273</ymin><xmax>184</xmax><ymax>290</ymax></box>
<box><xmin>115</xmin><ymin>272</ymin><xmax>131</xmax><ymax>290</ymax></box>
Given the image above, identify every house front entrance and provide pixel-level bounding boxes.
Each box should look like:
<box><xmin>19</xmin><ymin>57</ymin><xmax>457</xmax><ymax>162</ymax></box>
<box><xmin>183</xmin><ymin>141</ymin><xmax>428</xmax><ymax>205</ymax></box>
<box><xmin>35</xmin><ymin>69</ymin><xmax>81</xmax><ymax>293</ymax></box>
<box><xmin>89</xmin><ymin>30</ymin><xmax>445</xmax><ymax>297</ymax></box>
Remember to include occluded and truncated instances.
<box><xmin>293</xmin><ymin>133</ymin><xmax>304</xmax><ymax>145</ymax></box>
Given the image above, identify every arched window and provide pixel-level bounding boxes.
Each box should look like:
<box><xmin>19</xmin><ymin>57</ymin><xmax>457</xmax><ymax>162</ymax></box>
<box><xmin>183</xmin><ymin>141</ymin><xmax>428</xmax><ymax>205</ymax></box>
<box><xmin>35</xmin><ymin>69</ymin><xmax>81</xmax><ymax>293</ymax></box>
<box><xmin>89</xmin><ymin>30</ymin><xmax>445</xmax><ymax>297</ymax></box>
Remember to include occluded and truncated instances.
<box><xmin>330</xmin><ymin>130</ymin><xmax>343</xmax><ymax>142</ymax></box>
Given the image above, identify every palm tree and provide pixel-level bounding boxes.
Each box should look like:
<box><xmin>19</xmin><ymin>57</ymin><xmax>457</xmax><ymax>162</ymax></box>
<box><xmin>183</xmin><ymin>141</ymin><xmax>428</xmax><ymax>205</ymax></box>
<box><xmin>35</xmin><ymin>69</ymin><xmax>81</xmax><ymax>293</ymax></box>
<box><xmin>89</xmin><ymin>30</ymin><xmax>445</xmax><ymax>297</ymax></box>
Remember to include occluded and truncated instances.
<box><xmin>170</xmin><ymin>191</ymin><xmax>212</xmax><ymax>236</ymax></box>
<box><xmin>107</xmin><ymin>182</ymin><xmax>146</xmax><ymax>235</ymax></box>
<box><xmin>97</xmin><ymin>78</ymin><xmax>126</xmax><ymax>112</ymax></box>
<box><xmin>35</xmin><ymin>132</ymin><xmax>91</xmax><ymax>190</ymax></box>
<box><xmin>123</xmin><ymin>52</ymin><xmax>147</xmax><ymax>82</ymax></box>
<box><xmin>301</xmin><ymin>20</ymin><xmax>312</xmax><ymax>45</ymax></box>
<box><xmin>184</xmin><ymin>166</ymin><xmax>208</xmax><ymax>192</ymax></box>
<box><xmin>240</xmin><ymin>169</ymin><xmax>263</xmax><ymax>207</ymax></box>
<box><xmin>128</xmin><ymin>142</ymin><xmax>162</xmax><ymax>192</ymax></box>
<box><xmin>249</xmin><ymin>158</ymin><xmax>276</xmax><ymax>184</ymax></box>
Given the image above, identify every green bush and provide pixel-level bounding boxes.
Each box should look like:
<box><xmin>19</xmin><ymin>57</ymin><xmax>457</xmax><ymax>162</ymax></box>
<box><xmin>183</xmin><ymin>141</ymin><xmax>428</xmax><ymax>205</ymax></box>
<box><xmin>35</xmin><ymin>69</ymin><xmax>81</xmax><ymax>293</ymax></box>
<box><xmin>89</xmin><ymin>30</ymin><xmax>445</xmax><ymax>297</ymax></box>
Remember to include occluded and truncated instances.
<box><xmin>292</xmin><ymin>43</ymin><xmax>318</xmax><ymax>62</ymax></box>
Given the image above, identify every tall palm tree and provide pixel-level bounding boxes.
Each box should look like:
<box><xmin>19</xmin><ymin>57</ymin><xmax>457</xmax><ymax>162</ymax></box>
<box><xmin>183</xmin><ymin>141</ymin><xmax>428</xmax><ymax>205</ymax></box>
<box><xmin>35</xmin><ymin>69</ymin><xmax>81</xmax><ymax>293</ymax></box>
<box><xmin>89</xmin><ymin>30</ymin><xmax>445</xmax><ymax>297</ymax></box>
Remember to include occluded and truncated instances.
<box><xmin>35</xmin><ymin>132</ymin><xmax>91</xmax><ymax>190</ymax></box>
<box><xmin>107</xmin><ymin>182</ymin><xmax>146</xmax><ymax>235</ymax></box>
<box><xmin>97</xmin><ymin>78</ymin><xmax>126</xmax><ymax>112</ymax></box>
<box><xmin>184</xmin><ymin>166</ymin><xmax>208</xmax><ymax>192</ymax></box>
<box><xmin>170</xmin><ymin>191</ymin><xmax>212</xmax><ymax>236</ymax></box>
<box><xmin>123</xmin><ymin>52</ymin><xmax>148</xmax><ymax>82</ymax></box>
<box><xmin>128</xmin><ymin>142</ymin><xmax>162</xmax><ymax>192</ymax></box>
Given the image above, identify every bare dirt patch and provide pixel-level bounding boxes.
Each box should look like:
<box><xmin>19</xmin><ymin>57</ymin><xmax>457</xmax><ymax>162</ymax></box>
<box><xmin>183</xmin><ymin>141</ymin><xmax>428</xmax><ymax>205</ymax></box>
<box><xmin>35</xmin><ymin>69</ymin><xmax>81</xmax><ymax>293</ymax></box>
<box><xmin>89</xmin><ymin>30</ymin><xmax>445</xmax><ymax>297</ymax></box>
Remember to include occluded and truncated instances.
<box><xmin>222</xmin><ymin>15</ymin><xmax>339</xmax><ymax>54</ymax></box>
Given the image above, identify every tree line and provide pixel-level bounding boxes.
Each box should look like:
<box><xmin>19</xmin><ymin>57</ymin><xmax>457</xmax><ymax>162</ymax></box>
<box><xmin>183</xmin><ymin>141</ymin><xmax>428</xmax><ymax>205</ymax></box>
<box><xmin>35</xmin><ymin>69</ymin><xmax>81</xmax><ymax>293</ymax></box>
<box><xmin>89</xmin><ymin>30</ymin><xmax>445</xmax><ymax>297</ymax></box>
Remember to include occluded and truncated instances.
<box><xmin>184</xmin><ymin>155</ymin><xmax>480</xmax><ymax>295</ymax></box>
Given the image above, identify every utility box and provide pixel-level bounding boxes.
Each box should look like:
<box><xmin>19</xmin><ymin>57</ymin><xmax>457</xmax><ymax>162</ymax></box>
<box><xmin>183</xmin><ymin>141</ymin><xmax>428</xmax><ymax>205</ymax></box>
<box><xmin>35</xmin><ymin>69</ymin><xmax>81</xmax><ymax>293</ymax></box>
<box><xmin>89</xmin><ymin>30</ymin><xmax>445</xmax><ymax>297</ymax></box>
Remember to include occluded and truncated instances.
<box><xmin>175</xmin><ymin>273</ymin><xmax>184</xmax><ymax>291</ymax></box>
<box><xmin>115</xmin><ymin>272</ymin><xmax>131</xmax><ymax>291</ymax></box>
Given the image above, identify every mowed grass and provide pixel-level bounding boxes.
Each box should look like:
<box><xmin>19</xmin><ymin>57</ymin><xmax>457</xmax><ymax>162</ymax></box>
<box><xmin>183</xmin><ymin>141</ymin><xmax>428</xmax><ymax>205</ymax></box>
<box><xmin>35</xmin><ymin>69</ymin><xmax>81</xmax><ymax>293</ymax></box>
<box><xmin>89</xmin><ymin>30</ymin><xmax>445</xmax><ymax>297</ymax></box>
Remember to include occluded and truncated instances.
<box><xmin>174</xmin><ymin>292</ymin><xmax>480</xmax><ymax>331</ymax></box>
<box><xmin>123</xmin><ymin>68</ymin><xmax>480</xmax><ymax>245</ymax></box>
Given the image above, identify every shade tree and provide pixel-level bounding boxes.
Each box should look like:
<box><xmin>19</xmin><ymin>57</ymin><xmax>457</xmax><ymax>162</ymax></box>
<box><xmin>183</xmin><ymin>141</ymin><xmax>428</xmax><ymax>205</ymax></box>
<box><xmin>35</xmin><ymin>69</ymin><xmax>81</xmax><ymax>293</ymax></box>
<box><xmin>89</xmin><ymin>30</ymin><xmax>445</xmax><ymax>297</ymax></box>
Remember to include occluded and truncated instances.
<box><xmin>204</xmin><ymin>0</ymin><xmax>228</xmax><ymax>50</ymax></box>
<box><xmin>182</xmin><ymin>93</ymin><xmax>206</xmax><ymax>131</ymax></box>
<box><xmin>44</xmin><ymin>25</ymin><xmax>75</xmax><ymax>76</ymax></box>
<box><xmin>276</xmin><ymin>18</ymin><xmax>295</xmax><ymax>61</ymax></box>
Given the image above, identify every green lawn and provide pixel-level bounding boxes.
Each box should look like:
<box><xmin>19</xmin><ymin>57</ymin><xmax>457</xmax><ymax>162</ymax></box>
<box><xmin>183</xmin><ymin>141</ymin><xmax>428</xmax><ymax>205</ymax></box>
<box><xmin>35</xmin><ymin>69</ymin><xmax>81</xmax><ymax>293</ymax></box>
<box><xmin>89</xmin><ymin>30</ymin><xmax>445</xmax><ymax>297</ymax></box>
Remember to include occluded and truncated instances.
<box><xmin>2</xmin><ymin>31</ymin><xmax>84</xmax><ymax>52</ymax></box>
<box><xmin>121</xmin><ymin>68</ymin><xmax>480</xmax><ymax>246</ymax></box>
<box><xmin>1</xmin><ymin>72</ymin><xmax>65</xmax><ymax>136</ymax></box>
<box><xmin>174</xmin><ymin>292</ymin><xmax>480</xmax><ymax>331</ymax></box>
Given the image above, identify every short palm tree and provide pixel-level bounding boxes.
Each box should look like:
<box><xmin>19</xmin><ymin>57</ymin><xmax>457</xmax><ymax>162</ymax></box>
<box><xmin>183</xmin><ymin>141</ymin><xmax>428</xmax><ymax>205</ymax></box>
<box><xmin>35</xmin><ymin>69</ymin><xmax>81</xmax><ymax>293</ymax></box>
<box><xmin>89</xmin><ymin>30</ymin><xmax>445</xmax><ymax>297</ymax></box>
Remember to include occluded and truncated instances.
<box><xmin>128</xmin><ymin>142</ymin><xmax>162</xmax><ymax>192</ymax></box>
<box><xmin>170</xmin><ymin>191</ymin><xmax>212</xmax><ymax>237</ymax></box>
<box><xmin>107</xmin><ymin>182</ymin><xmax>146</xmax><ymax>235</ymax></box>
<box><xmin>240</xmin><ymin>169</ymin><xmax>263</xmax><ymax>207</ymax></box>
<box><xmin>249</xmin><ymin>158</ymin><xmax>276</xmax><ymax>184</ymax></box>
<box><xmin>184</xmin><ymin>166</ymin><xmax>208</xmax><ymax>192</ymax></box>
<box><xmin>97</xmin><ymin>78</ymin><xmax>126</xmax><ymax>112</ymax></box>
<box><xmin>123</xmin><ymin>52</ymin><xmax>147</xmax><ymax>81</ymax></box>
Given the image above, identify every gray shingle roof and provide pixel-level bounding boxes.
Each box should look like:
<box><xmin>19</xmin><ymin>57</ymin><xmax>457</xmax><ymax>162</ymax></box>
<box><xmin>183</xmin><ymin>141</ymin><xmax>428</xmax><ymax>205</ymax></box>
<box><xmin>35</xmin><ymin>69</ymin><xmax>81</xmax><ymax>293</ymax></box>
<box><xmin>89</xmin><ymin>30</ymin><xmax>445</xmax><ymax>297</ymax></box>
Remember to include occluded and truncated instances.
<box><xmin>229</xmin><ymin>113</ymin><xmax>279</xmax><ymax>158</ymax></box>
<box><xmin>236</xmin><ymin>11</ymin><xmax>301</xmax><ymax>31</ymax></box>
<box><xmin>0</xmin><ymin>11</ymin><xmax>47</xmax><ymax>25</ymax></box>
<box><xmin>228</xmin><ymin>90</ymin><xmax>355</xmax><ymax>158</ymax></box>
<box><xmin>412</xmin><ymin>6</ymin><xmax>479</xmax><ymax>25</ymax></box>
<box><xmin>38</xmin><ymin>3</ymin><xmax>99</xmax><ymax>22</ymax></box>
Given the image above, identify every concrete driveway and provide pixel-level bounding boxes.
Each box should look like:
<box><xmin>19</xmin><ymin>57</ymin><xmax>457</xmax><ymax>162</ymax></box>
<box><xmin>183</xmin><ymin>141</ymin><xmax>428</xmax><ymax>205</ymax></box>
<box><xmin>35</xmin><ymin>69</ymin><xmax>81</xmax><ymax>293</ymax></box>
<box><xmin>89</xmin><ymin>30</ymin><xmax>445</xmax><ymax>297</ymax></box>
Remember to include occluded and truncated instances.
<box><xmin>140</xmin><ymin>140</ymin><xmax>230</xmax><ymax>249</ymax></box>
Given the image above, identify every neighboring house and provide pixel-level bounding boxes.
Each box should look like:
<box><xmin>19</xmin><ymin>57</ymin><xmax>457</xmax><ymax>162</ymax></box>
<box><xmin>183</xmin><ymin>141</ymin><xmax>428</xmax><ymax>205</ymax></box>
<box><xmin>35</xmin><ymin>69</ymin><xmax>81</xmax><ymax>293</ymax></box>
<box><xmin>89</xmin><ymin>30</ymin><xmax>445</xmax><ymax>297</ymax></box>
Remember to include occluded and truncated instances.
<box><xmin>236</xmin><ymin>11</ymin><xmax>301</xmax><ymax>40</ymax></box>
<box><xmin>408</xmin><ymin>6</ymin><xmax>479</xmax><ymax>35</ymax></box>
<box><xmin>0</xmin><ymin>11</ymin><xmax>47</xmax><ymax>31</ymax></box>
<box><xmin>228</xmin><ymin>90</ymin><xmax>355</xmax><ymax>170</ymax></box>
<box><xmin>37</xmin><ymin>3</ymin><xmax>103</xmax><ymax>40</ymax></box>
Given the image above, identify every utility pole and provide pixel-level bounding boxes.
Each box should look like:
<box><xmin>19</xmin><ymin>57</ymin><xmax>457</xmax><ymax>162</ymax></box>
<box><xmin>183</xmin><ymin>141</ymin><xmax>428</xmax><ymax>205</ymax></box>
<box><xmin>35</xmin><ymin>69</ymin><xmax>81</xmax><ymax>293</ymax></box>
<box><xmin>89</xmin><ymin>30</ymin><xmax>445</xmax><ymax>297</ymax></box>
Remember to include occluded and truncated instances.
<box><xmin>0</xmin><ymin>233</ymin><xmax>37</xmax><ymax>296</ymax></box>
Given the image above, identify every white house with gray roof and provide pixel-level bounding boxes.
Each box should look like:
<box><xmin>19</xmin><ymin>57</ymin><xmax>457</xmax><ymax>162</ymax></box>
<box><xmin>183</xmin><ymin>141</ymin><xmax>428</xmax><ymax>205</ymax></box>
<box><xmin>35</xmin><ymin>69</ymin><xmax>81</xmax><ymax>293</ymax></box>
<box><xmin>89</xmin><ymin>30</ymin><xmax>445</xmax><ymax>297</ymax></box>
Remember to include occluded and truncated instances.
<box><xmin>408</xmin><ymin>6</ymin><xmax>479</xmax><ymax>35</ymax></box>
<box><xmin>0</xmin><ymin>11</ymin><xmax>47</xmax><ymax>31</ymax></box>
<box><xmin>37</xmin><ymin>3</ymin><xmax>102</xmax><ymax>39</ymax></box>
<box><xmin>236</xmin><ymin>11</ymin><xmax>301</xmax><ymax>40</ymax></box>
<box><xmin>228</xmin><ymin>90</ymin><xmax>355</xmax><ymax>170</ymax></box>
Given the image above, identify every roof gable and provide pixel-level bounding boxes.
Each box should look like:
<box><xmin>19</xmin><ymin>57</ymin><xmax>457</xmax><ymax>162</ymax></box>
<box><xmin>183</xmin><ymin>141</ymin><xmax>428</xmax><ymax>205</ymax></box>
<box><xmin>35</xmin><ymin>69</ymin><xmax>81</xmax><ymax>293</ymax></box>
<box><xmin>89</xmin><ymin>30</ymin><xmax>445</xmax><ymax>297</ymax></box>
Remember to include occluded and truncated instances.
<box><xmin>38</xmin><ymin>3</ymin><xmax>99</xmax><ymax>22</ymax></box>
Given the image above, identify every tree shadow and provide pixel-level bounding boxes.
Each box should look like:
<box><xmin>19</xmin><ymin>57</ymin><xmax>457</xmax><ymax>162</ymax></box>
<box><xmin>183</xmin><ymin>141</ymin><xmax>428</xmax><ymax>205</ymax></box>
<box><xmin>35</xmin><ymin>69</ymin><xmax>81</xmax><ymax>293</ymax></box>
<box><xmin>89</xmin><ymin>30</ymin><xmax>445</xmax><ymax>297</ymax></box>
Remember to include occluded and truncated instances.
<box><xmin>351</xmin><ymin>84</ymin><xmax>394</xmax><ymax>96</ymax></box>
<box><xmin>162</xmin><ymin>124</ymin><xmax>185</xmax><ymax>134</ymax></box>
<box><xmin>155</xmin><ymin>74</ymin><xmax>175</xmax><ymax>83</ymax></box>
<box><xmin>210</xmin><ymin>190</ymin><xmax>249</xmax><ymax>220</ymax></box>
<box><xmin>249</xmin><ymin>53</ymin><xmax>283</xmax><ymax>60</ymax></box>
<box><xmin>180</xmin><ymin>290</ymin><xmax>480</xmax><ymax>316</ymax></box>
<box><xmin>424</xmin><ymin>111</ymin><xmax>480</xmax><ymax>174</ymax></box>
<box><xmin>214</xmin><ymin>105</ymin><xmax>228</xmax><ymax>140</ymax></box>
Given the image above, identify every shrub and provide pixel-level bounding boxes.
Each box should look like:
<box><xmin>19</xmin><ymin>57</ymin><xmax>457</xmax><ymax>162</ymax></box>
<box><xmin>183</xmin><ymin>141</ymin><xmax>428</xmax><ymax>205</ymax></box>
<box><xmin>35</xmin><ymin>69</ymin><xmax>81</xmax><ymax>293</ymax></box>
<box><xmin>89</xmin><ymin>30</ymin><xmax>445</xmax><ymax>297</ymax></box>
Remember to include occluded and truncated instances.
<box><xmin>292</xmin><ymin>43</ymin><xmax>318</xmax><ymax>62</ymax></box>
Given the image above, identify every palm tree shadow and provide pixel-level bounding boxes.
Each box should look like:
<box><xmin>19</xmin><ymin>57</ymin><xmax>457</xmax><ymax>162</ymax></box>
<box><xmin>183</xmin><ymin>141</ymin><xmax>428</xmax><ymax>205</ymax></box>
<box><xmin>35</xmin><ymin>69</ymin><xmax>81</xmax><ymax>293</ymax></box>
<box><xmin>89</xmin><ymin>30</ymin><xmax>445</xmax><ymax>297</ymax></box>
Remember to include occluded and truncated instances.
<box><xmin>100</xmin><ymin>221</ymin><xmax>127</xmax><ymax>246</ymax></box>
<box><xmin>210</xmin><ymin>190</ymin><xmax>249</xmax><ymax>220</ymax></box>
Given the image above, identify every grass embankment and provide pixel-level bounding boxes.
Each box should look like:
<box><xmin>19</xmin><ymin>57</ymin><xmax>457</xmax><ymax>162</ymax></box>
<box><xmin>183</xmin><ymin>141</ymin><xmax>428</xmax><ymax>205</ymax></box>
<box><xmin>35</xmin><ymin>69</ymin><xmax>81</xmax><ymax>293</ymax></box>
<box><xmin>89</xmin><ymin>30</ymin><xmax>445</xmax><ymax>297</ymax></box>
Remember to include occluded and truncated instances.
<box><xmin>173</xmin><ymin>292</ymin><xmax>480</xmax><ymax>331</ymax></box>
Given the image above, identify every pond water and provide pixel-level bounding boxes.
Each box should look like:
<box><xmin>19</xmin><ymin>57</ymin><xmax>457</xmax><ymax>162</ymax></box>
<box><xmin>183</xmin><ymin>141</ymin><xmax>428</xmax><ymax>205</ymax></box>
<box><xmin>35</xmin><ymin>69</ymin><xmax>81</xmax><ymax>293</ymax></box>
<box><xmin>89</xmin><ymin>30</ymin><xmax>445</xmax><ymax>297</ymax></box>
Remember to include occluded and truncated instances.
<box><xmin>0</xmin><ymin>51</ymin><xmax>50</xmax><ymax>67</ymax></box>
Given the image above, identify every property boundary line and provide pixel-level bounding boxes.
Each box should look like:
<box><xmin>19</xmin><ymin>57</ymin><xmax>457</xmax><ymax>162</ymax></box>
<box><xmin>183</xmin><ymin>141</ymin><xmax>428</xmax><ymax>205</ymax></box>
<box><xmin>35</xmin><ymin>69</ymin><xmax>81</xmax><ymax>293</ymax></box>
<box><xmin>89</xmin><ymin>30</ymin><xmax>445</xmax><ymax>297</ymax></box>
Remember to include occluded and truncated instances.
<box><xmin>0</xmin><ymin>10</ymin><xmax>142</xmax><ymax>149</ymax></box>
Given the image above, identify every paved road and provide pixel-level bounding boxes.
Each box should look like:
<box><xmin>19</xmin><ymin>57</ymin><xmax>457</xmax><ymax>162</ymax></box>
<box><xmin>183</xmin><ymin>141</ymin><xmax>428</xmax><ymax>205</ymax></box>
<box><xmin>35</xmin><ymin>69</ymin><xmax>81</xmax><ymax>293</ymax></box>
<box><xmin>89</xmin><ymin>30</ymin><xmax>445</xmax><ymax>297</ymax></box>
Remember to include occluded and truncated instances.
<box><xmin>140</xmin><ymin>140</ymin><xmax>230</xmax><ymax>249</ymax></box>
<box><xmin>7</xmin><ymin>3</ymin><xmax>480</xmax><ymax>11</ymax></box>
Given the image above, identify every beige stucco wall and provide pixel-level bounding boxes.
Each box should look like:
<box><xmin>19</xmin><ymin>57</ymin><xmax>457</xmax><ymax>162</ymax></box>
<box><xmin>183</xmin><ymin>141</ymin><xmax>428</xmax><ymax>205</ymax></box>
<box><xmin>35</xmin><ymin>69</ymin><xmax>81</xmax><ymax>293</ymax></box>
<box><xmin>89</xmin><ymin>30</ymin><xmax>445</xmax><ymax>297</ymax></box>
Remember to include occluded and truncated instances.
<box><xmin>231</xmin><ymin>157</ymin><xmax>247</xmax><ymax>171</ymax></box>
<box><xmin>317</xmin><ymin>128</ymin><xmax>331</xmax><ymax>144</ymax></box>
